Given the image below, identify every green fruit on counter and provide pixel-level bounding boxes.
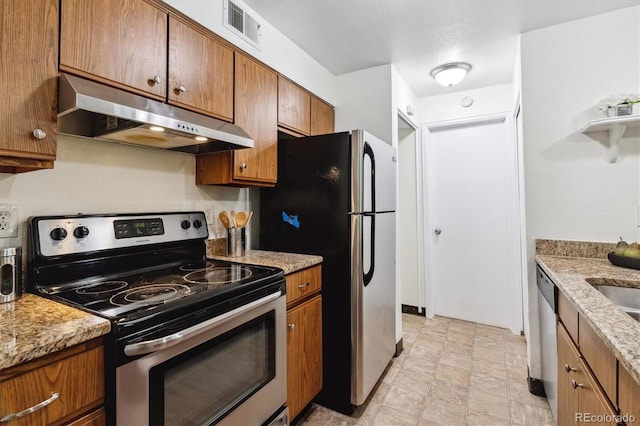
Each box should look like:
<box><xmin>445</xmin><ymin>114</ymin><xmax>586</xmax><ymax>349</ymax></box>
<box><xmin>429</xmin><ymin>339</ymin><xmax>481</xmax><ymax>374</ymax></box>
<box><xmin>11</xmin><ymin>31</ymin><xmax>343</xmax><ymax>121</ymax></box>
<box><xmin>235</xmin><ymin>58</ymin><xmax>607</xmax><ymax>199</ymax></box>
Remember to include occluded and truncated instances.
<box><xmin>614</xmin><ymin>237</ymin><xmax>629</xmax><ymax>256</ymax></box>
<box><xmin>624</xmin><ymin>242</ymin><xmax>640</xmax><ymax>259</ymax></box>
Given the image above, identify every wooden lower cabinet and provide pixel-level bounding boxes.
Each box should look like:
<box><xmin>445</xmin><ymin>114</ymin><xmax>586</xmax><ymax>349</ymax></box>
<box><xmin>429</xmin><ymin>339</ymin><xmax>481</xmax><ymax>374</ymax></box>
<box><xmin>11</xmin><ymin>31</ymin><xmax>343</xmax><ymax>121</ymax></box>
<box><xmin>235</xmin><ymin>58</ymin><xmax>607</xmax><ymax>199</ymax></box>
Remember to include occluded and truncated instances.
<box><xmin>0</xmin><ymin>339</ymin><xmax>104</xmax><ymax>426</ymax></box>
<box><xmin>558</xmin><ymin>322</ymin><xmax>581</xmax><ymax>426</ymax></box>
<box><xmin>618</xmin><ymin>363</ymin><xmax>640</xmax><ymax>423</ymax></box>
<box><xmin>66</xmin><ymin>408</ymin><xmax>105</xmax><ymax>426</ymax></box>
<box><xmin>285</xmin><ymin>264</ymin><xmax>323</xmax><ymax>420</ymax></box>
<box><xmin>557</xmin><ymin>322</ymin><xmax>617</xmax><ymax>425</ymax></box>
<box><xmin>287</xmin><ymin>295</ymin><xmax>322</xmax><ymax>420</ymax></box>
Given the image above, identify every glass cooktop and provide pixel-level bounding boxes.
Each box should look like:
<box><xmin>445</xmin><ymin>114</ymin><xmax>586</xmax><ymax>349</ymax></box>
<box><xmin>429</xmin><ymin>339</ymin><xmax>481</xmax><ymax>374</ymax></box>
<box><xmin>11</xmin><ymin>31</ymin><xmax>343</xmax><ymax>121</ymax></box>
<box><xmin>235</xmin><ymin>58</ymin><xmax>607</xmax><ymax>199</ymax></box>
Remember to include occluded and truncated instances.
<box><xmin>45</xmin><ymin>259</ymin><xmax>282</xmax><ymax>322</ymax></box>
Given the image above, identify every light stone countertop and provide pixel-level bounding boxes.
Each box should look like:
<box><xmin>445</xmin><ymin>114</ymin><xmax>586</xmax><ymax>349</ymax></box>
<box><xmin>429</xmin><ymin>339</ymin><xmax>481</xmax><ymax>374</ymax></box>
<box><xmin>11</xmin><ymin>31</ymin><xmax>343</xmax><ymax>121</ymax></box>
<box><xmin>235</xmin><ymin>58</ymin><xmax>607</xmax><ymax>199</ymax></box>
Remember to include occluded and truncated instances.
<box><xmin>535</xmin><ymin>254</ymin><xmax>640</xmax><ymax>386</ymax></box>
<box><xmin>0</xmin><ymin>294</ymin><xmax>111</xmax><ymax>371</ymax></box>
<box><xmin>206</xmin><ymin>248</ymin><xmax>322</xmax><ymax>275</ymax></box>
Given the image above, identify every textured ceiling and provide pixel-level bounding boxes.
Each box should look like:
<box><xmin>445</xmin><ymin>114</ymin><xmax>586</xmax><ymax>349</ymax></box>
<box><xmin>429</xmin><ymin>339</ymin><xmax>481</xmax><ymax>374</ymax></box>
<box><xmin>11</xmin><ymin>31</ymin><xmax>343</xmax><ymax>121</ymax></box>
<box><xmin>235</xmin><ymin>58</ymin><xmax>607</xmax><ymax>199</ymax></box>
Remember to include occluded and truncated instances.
<box><xmin>243</xmin><ymin>0</ymin><xmax>640</xmax><ymax>97</ymax></box>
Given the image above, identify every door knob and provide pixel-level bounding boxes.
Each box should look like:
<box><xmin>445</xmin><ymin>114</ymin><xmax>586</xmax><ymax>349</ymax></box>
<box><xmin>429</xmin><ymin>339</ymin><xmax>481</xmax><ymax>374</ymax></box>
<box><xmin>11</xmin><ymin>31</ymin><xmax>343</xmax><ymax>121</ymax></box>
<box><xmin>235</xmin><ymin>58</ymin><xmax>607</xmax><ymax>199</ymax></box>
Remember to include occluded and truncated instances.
<box><xmin>434</xmin><ymin>228</ymin><xmax>442</xmax><ymax>235</ymax></box>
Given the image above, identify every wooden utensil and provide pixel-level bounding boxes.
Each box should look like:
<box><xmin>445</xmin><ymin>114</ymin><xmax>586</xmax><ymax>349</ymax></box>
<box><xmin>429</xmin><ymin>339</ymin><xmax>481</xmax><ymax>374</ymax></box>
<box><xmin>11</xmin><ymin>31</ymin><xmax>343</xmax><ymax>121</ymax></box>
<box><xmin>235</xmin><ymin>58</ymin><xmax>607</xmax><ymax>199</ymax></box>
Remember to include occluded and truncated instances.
<box><xmin>219</xmin><ymin>211</ymin><xmax>232</xmax><ymax>229</ymax></box>
<box><xmin>230</xmin><ymin>210</ymin><xmax>237</xmax><ymax>228</ymax></box>
<box><xmin>235</xmin><ymin>211</ymin><xmax>248</xmax><ymax>228</ymax></box>
<box><xmin>245</xmin><ymin>211</ymin><xmax>254</xmax><ymax>227</ymax></box>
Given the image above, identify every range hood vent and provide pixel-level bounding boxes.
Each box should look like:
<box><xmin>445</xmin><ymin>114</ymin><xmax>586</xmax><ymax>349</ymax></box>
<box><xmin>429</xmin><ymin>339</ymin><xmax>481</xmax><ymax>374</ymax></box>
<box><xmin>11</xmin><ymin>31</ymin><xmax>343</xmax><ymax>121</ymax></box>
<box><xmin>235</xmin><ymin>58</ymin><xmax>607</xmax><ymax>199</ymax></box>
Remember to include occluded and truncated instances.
<box><xmin>57</xmin><ymin>73</ymin><xmax>254</xmax><ymax>154</ymax></box>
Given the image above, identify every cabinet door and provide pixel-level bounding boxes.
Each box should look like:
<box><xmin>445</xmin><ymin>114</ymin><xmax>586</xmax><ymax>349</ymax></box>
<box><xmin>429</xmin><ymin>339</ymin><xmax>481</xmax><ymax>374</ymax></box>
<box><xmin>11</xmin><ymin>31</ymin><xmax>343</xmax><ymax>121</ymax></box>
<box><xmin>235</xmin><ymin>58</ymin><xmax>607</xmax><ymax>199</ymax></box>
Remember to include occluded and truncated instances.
<box><xmin>60</xmin><ymin>0</ymin><xmax>167</xmax><ymax>99</ymax></box>
<box><xmin>618</xmin><ymin>364</ymin><xmax>640</xmax><ymax>422</ymax></box>
<box><xmin>310</xmin><ymin>96</ymin><xmax>335</xmax><ymax>136</ymax></box>
<box><xmin>196</xmin><ymin>53</ymin><xmax>277</xmax><ymax>186</ymax></box>
<box><xmin>0</xmin><ymin>0</ymin><xmax>57</xmax><ymax>172</ymax></box>
<box><xmin>168</xmin><ymin>17</ymin><xmax>233</xmax><ymax>121</ymax></box>
<box><xmin>278</xmin><ymin>78</ymin><xmax>311</xmax><ymax>136</ymax></box>
<box><xmin>0</xmin><ymin>345</ymin><xmax>104</xmax><ymax>426</ymax></box>
<box><xmin>558</xmin><ymin>322</ymin><xmax>580</xmax><ymax>426</ymax></box>
<box><xmin>287</xmin><ymin>295</ymin><xmax>323</xmax><ymax>419</ymax></box>
<box><xmin>576</xmin><ymin>357</ymin><xmax>617</xmax><ymax>425</ymax></box>
<box><xmin>234</xmin><ymin>53</ymin><xmax>278</xmax><ymax>183</ymax></box>
<box><xmin>578</xmin><ymin>316</ymin><xmax>617</xmax><ymax>406</ymax></box>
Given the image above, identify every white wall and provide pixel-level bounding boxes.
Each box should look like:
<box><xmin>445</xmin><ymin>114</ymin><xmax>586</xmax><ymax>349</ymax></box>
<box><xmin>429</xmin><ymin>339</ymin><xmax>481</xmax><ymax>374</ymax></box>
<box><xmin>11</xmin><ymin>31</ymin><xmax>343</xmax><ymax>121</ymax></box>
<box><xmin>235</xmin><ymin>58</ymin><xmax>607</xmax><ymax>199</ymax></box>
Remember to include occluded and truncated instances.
<box><xmin>0</xmin><ymin>135</ymin><xmax>250</xmax><ymax>250</ymax></box>
<box><xmin>398</xmin><ymin>126</ymin><xmax>419</xmax><ymax>309</ymax></box>
<box><xmin>165</xmin><ymin>0</ymin><xmax>336</xmax><ymax>105</ymax></box>
<box><xmin>417</xmin><ymin>83</ymin><xmax>514</xmax><ymax>123</ymax></box>
<box><xmin>335</xmin><ymin>65</ymin><xmax>394</xmax><ymax>144</ymax></box>
<box><xmin>521</xmin><ymin>6</ymin><xmax>640</xmax><ymax>378</ymax></box>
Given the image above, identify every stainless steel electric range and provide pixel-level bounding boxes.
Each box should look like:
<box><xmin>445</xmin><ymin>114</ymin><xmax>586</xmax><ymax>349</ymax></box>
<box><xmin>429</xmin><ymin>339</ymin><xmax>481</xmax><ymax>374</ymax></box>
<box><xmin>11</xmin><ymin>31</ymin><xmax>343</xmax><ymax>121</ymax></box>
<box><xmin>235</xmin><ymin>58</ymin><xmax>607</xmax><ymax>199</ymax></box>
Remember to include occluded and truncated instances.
<box><xmin>27</xmin><ymin>212</ymin><xmax>288</xmax><ymax>426</ymax></box>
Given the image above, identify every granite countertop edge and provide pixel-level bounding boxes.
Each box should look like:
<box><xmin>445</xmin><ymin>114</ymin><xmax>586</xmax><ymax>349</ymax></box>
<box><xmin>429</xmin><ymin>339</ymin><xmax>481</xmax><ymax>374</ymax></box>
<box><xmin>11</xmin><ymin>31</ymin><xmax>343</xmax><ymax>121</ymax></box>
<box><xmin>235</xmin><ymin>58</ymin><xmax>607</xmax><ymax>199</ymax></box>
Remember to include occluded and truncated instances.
<box><xmin>207</xmin><ymin>249</ymin><xmax>323</xmax><ymax>275</ymax></box>
<box><xmin>0</xmin><ymin>294</ymin><xmax>111</xmax><ymax>371</ymax></box>
<box><xmin>535</xmin><ymin>254</ymin><xmax>640</xmax><ymax>386</ymax></box>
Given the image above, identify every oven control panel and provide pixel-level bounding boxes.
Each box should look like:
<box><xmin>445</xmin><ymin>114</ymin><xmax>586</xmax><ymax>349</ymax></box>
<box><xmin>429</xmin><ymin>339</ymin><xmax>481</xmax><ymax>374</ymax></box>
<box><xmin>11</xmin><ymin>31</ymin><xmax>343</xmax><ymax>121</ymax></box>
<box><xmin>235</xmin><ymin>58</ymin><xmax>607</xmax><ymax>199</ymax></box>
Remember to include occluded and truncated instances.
<box><xmin>33</xmin><ymin>212</ymin><xmax>208</xmax><ymax>257</ymax></box>
<box><xmin>114</xmin><ymin>218</ymin><xmax>165</xmax><ymax>239</ymax></box>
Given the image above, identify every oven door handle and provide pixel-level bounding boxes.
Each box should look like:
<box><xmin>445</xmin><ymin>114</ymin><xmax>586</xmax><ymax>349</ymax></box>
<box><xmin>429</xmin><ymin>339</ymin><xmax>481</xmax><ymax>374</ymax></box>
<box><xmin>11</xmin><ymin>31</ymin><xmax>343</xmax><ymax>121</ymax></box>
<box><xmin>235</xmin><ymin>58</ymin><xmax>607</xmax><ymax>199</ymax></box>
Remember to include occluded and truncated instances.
<box><xmin>124</xmin><ymin>290</ymin><xmax>283</xmax><ymax>357</ymax></box>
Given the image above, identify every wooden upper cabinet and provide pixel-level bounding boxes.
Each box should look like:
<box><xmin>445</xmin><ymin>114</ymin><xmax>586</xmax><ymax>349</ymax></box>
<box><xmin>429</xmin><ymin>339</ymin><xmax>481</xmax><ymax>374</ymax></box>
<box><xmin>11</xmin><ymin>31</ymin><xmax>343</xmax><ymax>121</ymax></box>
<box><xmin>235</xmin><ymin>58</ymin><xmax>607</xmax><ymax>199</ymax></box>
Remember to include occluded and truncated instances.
<box><xmin>196</xmin><ymin>52</ymin><xmax>277</xmax><ymax>186</ymax></box>
<box><xmin>0</xmin><ymin>0</ymin><xmax>58</xmax><ymax>173</ymax></box>
<box><xmin>168</xmin><ymin>17</ymin><xmax>233</xmax><ymax>121</ymax></box>
<box><xmin>60</xmin><ymin>0</ymin><xmax>168</xmax><ymax>100</ymax></box>
<box><xmin>278</xmin><ymin>77</ymin><xmax>311</xmax><ymax>136</ymax></box>
<box><xmin>310</xmin><ymin>96</ymin><xmax>335</xmax><ymax>136</ymax></box>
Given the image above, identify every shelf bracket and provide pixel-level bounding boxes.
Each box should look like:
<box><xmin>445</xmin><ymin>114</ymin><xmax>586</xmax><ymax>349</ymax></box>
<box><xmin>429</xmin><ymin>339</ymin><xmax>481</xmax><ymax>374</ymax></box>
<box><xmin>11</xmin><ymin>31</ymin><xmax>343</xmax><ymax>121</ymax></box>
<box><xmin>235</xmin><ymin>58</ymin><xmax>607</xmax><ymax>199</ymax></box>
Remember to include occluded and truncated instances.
<box><xmin>607</xmin><ymin>123</ymin><xmax>626</xmax><ymax>163</ymax></box>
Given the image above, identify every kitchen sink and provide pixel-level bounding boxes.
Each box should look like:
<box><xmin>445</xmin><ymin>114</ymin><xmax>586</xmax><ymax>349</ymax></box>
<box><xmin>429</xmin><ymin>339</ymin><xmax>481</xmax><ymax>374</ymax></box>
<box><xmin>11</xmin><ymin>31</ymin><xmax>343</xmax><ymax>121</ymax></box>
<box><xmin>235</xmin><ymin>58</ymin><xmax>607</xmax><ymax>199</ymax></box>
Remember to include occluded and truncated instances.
<box><xmin>587</xmin><ymin>281</ymin><xmax>640</xmax><ymax>322</ymax></box>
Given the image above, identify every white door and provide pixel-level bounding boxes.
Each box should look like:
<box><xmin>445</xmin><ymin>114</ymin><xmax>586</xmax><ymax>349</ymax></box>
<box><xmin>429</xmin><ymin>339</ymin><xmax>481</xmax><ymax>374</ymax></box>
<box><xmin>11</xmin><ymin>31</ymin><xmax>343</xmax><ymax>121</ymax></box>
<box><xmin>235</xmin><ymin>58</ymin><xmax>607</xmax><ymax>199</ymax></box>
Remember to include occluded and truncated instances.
<box><xmin>425</xmin><ymin>115</ymin><xmax>521</xmax><ymax>330</ymax></box>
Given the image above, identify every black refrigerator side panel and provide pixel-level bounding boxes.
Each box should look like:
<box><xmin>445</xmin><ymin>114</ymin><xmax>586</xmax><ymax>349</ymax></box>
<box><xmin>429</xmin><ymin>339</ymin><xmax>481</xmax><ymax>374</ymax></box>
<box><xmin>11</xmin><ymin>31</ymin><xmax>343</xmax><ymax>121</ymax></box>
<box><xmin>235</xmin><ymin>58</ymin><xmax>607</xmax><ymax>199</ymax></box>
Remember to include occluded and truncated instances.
<box><xmin>260</xmin><ymin>132</ymin><xmax>355</xmax><ymax>414</ymax></box>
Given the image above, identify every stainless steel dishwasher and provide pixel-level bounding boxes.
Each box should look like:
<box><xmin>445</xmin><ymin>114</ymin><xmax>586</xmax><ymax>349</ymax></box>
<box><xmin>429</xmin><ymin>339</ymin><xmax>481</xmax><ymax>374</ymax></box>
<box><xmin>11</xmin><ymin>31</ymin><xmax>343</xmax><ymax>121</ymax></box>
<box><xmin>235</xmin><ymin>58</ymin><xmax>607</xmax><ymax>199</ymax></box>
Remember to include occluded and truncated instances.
<box><xmin>537</xmin><ymin>265</ymin><xmax>557</xmax><ymax>423</ymax></box>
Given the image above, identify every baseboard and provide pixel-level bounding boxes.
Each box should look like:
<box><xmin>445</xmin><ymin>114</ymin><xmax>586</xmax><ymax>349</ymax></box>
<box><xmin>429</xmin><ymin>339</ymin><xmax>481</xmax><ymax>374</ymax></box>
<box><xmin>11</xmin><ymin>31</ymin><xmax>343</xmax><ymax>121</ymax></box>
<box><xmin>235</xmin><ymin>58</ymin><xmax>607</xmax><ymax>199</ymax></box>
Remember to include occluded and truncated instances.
<box><xmin>394</xmin><ymin>338</ymin><xmax>403</xmax><ymax>357</ymax></box>
<box><xmin>527</xmin><ymin>374</ymin><xmax>546</xmax><ymax>397</ymax></box>
<box><xmin>401</xmin><ymin>304</ymin><xmax>426</xmax><ymax>317</ymax></box>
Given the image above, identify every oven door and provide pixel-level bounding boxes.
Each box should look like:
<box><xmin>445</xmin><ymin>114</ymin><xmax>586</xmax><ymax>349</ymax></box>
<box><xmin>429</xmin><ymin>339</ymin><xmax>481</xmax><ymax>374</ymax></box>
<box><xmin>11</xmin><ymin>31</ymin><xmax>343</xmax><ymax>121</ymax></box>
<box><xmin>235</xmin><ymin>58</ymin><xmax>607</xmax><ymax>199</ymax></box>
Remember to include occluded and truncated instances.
<box><xmin>115</xmin><ymin>291</ymin><xmax>286</xmax><ymax>426</ymax></box>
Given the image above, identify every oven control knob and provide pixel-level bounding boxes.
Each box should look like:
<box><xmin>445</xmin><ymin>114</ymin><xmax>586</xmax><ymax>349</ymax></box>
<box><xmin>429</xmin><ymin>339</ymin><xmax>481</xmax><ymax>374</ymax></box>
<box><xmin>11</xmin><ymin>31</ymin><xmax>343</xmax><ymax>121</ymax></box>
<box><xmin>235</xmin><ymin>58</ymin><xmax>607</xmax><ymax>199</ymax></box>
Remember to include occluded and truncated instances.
<box><xmin>73</xmin><ymin>226</ymin><xmax>90</xmax><ymax>239</ymax></box>
<box><xmin>50</xmin><ymin>227</ymin><xmax>67</xmax><ymax>241</ymax></box>
<box><xmin>193</xmin><ymin>219</ymin><xmax>203</xmax><ymax>229</ymax></box>
<box><xmin>181</xmin><ymin>220</ymin><xmax>191</xmax><ymax>230</ymax></box>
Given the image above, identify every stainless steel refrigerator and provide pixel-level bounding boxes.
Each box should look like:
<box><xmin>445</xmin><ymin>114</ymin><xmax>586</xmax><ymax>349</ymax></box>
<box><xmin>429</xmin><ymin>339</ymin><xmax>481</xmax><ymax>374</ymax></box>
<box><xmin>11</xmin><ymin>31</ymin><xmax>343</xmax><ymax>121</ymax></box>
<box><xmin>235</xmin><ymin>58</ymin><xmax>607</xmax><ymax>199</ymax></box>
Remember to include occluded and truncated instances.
<box><xmin>260</xmin><ymin>129</ymin><xmax>396</xmax><ymax>414</ymax></box>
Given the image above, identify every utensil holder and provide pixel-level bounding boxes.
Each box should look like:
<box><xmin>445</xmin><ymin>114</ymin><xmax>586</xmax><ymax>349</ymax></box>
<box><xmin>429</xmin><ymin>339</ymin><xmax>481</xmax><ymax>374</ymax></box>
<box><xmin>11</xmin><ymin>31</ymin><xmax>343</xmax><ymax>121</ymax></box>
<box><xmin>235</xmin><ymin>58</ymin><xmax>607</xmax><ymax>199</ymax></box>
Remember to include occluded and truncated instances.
<box><xmin>0</xmin><ymin>247</ymin><xmax>22</xmax><ymax>304</ymax></box>
<box><xmin>226</xmin><ymin>228</ymin><xmax>246</xmax><ymax>258</ymax></box>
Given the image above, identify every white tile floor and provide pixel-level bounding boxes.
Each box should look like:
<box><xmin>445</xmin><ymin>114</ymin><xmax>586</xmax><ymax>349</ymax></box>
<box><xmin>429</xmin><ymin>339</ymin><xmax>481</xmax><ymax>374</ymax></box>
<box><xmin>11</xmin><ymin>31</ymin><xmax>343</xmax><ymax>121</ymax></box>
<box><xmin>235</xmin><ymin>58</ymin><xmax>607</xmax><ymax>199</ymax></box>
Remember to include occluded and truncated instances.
<box><xmin>297</xmin><ymin>314</ymin><xmax>553</xmax><ymax>426</ymax></box>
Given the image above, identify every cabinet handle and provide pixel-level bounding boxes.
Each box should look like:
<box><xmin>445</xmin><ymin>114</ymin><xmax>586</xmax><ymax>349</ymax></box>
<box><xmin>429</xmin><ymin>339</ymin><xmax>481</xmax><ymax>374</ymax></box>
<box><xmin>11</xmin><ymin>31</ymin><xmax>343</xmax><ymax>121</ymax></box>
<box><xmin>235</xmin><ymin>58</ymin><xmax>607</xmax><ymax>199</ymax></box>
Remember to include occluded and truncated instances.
<box><xmin>240</xmin><ymin>163</ymin><xmax>247</xmax><ymax>170</ymax></box>
<box><xmin>151</xmin><ymin>75</ymin><xmax>162</xmax><ymax>85</ymax></box>
<box><xmin>0</xmin><ymin>392</ymin><xmax>60</xmax><ymax>422</ymax></box>
<box><xmin>288</xmin><ymin>323</ymin><xmax>295</xmax><ymax>331</ymax></box>
<box><xmin>571</xmin><ymin>379</ymin><xmax>584</xmax><ymax>389</ymax></box>
<box><xmin>177</xmin><ymin>85</ymin><xmax>186</xmax><ymax>93</ymax></box>
<box><xmin>32</xmin><ymin>129</ymin><xmax>46</xmax><ymax>140</ymax></box>
<box><xmin>298</xmin><ymin>282</ymin><xmax>310</xmax><ymax>289</ymax></box>
<box><xmin>564</xmin><ymin>363</ymin><xmax>576</xmax><ymax>373</ymax></box>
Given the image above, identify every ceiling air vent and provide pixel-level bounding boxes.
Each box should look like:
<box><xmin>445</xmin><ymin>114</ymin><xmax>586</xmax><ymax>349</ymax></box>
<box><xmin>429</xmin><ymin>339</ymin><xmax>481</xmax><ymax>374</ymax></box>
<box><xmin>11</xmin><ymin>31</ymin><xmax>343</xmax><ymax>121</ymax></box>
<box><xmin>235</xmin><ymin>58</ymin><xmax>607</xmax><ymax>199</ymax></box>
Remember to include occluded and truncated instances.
<box><xmin>223</xmin><ymin>0</ymin><xmax>262</xmax><ymax>50</ymax></box>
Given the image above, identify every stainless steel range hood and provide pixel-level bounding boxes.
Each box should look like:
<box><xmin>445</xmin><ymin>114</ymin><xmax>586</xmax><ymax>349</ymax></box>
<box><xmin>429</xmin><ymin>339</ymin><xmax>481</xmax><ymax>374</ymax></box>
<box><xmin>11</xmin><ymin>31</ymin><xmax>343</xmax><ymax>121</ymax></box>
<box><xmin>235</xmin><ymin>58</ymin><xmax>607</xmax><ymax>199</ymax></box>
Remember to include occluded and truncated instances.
<box><xmin>57</xmin><ymin>73</ymin><xmax>253</xmax><ymax>154</ymax></box>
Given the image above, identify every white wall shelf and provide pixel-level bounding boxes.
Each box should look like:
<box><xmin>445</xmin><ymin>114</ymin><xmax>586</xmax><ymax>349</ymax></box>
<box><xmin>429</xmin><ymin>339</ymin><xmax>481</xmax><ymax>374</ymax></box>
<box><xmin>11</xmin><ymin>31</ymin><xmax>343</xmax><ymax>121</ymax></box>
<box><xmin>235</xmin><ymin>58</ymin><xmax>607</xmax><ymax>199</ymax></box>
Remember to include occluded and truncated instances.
<box><xmin>580</xmin><ymin>114</ymin><xmax>640</xmax><ymax>163</ymax></box>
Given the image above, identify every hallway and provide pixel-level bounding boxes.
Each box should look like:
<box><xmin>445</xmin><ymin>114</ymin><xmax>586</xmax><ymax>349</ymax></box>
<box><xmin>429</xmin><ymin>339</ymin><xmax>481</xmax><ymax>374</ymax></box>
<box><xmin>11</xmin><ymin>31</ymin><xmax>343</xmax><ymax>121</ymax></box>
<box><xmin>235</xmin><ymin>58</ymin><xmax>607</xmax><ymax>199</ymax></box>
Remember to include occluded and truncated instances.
<box><xmin>298</xmin><ymin>314</ymin><xmax>552</xmax><ymax>425</ymax></box>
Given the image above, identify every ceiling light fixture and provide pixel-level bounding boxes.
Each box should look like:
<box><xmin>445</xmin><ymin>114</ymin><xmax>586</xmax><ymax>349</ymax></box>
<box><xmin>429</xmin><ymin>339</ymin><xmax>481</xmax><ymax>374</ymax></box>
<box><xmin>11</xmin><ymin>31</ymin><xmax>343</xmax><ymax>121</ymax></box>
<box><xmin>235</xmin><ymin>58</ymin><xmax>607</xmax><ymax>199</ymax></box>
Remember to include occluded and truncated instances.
<box><xmin>430</xmin><ymin>62</ymin><xmax>472</xmax><ymax>87</ymax></box>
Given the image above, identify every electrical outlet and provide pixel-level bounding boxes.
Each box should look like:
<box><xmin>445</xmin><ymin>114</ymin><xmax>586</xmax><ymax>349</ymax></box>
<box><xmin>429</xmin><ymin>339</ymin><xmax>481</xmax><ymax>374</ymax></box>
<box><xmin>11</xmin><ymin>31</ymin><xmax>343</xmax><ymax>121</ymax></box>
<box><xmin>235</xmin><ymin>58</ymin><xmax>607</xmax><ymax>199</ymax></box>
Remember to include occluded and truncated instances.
<box><xmin>0</xmin><ymin>204</ymin><xmax>18</xmax><ymax>238</ymax></box>
<box><xmin>205</xmin><ymin>207</ymin><xmax>215</xmax><ymax>225</ymax></box>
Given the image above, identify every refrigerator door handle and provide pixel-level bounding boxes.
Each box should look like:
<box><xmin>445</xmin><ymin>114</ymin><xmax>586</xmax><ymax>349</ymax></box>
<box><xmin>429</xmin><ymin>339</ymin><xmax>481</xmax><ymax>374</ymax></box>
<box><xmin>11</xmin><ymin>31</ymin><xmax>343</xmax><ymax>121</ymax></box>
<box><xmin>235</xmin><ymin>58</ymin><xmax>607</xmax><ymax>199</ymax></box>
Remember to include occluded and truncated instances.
<box><xmin>363</xmin><ymin>142</ymin><xmax>376</xmax><ymax>212</ymax></box>
<box><xmin>363</xmin><ymin>214</ymin><xmax>375</xmax><ymax>286</ymax></box>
